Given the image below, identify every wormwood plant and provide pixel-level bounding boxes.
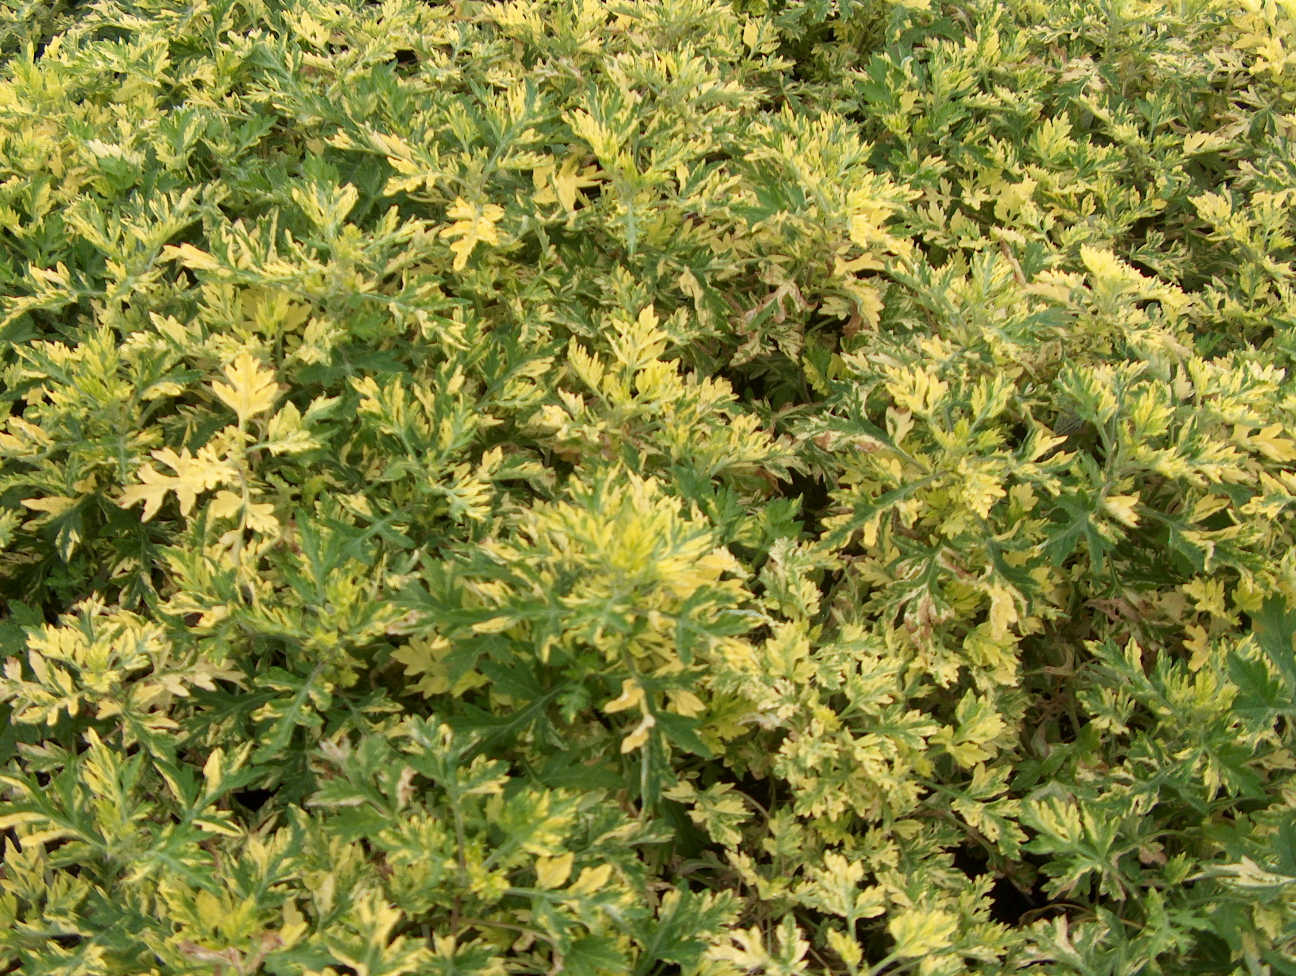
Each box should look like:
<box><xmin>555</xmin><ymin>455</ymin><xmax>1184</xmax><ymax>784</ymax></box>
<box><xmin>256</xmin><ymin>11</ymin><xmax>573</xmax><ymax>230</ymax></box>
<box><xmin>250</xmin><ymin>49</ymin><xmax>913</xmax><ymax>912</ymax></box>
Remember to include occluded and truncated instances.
<box><xmin>1</xmin><ymin>0</ymin><xmax>1296</xmax><ymax>973</ymax></box>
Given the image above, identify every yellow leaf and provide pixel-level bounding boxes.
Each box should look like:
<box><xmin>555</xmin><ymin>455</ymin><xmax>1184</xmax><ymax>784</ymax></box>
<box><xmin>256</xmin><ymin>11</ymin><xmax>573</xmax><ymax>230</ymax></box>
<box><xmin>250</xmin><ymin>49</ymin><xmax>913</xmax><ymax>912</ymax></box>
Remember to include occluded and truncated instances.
<box><xmin>280</xmin><ymin>900</ymin><xmax>309</xmax><ymax>949</ymax></box>
<box><xmin>211</xmin><ymin>352</ymin><xmax>279</xmax><ymax>425</ymax></box>
<box><xmin>568</xmin><ymin>863</ymin><xmax>613</xmax><ymax>896</ymax></box>
<box><xmin>1103</xmin><ymin>493</ymin><xmax>1141</xmax><ymax>527</ymax></box>
<box><xmin>1184</xmin><ymin>624</ymin><xmax>1212</xmax><ymax>672</ymax></box>
<box><xmin>244</xmin><ymin>499</ymin><xmax>279</xmax><ymax>534</ymax></box>
<box><xmin>192</xmin><ymin>817</ymin><xmax>243</xmax><ymax>837</ymax></box>
<box><xmin>532</xmin><ymin>161</ymin><xmax>555</xmax><ymax>190</ymax></box>
<box><xmin>888</xmin><ymin>909</ymin><xmax>958</xmax><ymax>958</ymax></box>
<box><xmin>20</xmin><ymin>496</ymin><xmax>77</xmax><ymax>516</ymax></box>
<box><xmin>1183</xmin><ymin>131</ymin><xmax>1228</xmax><ymax>156</ymax></box>
<box><xmin>1080</xmin><ymin>245</ymin><xmax>1148</xmax><ymax>299</ymax></box>
<box><xmin>391</xmin><ymin>635</ymin><xmax>451</xmax><ymax>676</ymax></box>
<box><xmin>884</xmin><ymin>365</ymin><xmax>947</xmax><ymax>416</ymax></box>
<box><xmin>1189</xmin><ymin>495</ymin><xmax>1231</xmax><ymax>523</ymax></box>
<box><xmin>439</xmin><ymin>197</ymin><xmax>506</xmax><ymax>271</ymax></box>
<box><xmin>826</xmin><ymin>928</ymin><xmax>862</xmax><ymax>969</ymax></box>
<box><xmin>0</xmin><ymin>811</ymin><xmax>46</xmax><ymax>830</ymax></box>
<box><xmin>95</xmin><ymin>700</ymin><xmax>123</xmax><ymax>719</ymax></box>
<box><xmin>566</xmin><ymin>109</ymin><xmax>620</xmax><ymax>159</ymax></box>
<box><xmin>18</xmin><ymin>828</ymin><xmax>77</xmax><ymax>847</ymax></box>
<box><xmin>1183</xmin><ymin>577</ymin><xmax>1231</xmax><ymax>620</ymax></box>
<box><xmin>1251</xmin><ymin>424</ymin><xmax>1296</xmax><ymax>462</ymax></box>
<box><xmin>534</xmin><ymin>851</ymin><xmax>574</xmax><ymax>889</ymax></box>
<box><xmin>667</xmin><ymin>689</ymin><xmax>706</xmax><ymax>717</ymax></box>
<box><xmin>164</xmin><ymin>242</ymin><xmax>223</xmax><ymax>271</ymax></box>
<box><xmin>209</xmin><ymin>490</ymin><xmax>244</xmax><ymax>520</ymax></box>
<box><xmin>678</xmin><ymin>266</ymin><xmax>703</xmax><ymax>299</ymax></box>
<box><xmin>472</xmin><ymin>616</ymin><xmax>516</xmax><ymax>634</ymax></box>
<box><xmin>552</xmin><ymin>154</ymin><xmax>602</xmax><ymax>211</ymax></box>
<box><xmin>391</xmin><ymin>636</ymin><xmax>486</xmax><ymax>697</ymax></box>
<box><xmin>203</xmin><ymin>748</ymin><xmax>224</xmax><ymax>791</ymax></box>
<box><xmin>985</xmin><ymin>583</ymin><xmax>1020</xmax><ymax>641</ymax></box>
<box><xmin>118</xmin><ymin>465</ymin><xmax>179</xmax><ymax>521</ymax></box>
<box><xmin>849</xmin><ymin>213</ymin><xmax>892</xmax><ymax>248</ymax></box>
<box><xmin>620</xmin><ymin>712</ymin><xmax>656</xmax><ymax>753</ymax></box>
<box><xmin>603</xmin><ymin>677</ymin><xmax>644</xmax><ymax>714</ymax></box>
<box><xmin>446</xmin><ymin>236</ymin><xmax>479</xmax><ymax>271</ymax></box>
<box><xmin>151</xmin><ymin>446</ymin><xmax>232</xmax><ymax>514</ymax></box>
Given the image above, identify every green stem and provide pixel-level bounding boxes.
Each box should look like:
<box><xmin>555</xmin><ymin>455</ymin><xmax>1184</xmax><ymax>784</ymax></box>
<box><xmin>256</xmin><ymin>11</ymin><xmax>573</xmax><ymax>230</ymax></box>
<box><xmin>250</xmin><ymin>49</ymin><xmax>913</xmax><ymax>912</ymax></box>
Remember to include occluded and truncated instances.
<box><xmin>866</xmin><ymin>949</ymin><xmax>902</xmax><ymax>976</ymax></box>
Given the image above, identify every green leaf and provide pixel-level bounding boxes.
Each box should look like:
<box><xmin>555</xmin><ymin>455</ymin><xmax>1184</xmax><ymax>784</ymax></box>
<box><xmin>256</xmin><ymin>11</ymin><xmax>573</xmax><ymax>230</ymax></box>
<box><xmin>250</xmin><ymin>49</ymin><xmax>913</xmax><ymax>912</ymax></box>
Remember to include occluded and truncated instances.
<box><xmin>561</xmin><ymin>935</ymin><xmax>625</xmax><ymax>976</ymax></box>
<box><xmin>1252</xmin><ymin>596</ymin><xmax>1296</xmax><ymax>696</ymax></box>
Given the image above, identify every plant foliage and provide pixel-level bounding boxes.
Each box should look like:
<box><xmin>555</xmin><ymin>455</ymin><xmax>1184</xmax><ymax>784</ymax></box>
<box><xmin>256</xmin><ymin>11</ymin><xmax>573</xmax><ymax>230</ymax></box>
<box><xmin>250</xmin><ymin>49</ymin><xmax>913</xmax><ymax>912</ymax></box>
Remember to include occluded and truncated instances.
<box><xmin>2</xmin><ymin>0</ymin><xmax>1296</xmax><ymax>973</ymax></box>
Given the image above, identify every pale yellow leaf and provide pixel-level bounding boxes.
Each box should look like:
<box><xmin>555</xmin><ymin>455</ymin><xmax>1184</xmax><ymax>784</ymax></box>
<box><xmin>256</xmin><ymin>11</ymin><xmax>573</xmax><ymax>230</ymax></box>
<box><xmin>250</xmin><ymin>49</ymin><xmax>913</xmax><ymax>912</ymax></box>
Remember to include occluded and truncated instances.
<box><xmin>20</xmin><ymin>496</ymin><xmax>76</xmax><ymax>516</ymax></box>
<box><xmin>471</xmin><ymin>616</ymin><xmax>516</xmax><ymax>634</ymax></box>
<box><xmin>620</xmin><ymin>712</ymin><xmax>656</xmax><ymax>753</ymax></box>
<box><xmin>440</xmin><ymin>197</ymin><xmax>505</xmax><ymax>270</ymax></box>
<box><xmin>211</xmin><ymin>352</ymin><xmax>279</xmax><ymax>425</ymax></box>
<box><xmin>118</xmin><ymin>465</ymin><xmax>178</xmax><ymax>521</ymax></box>
<box><xmin>164</xmin><ymin>242</ymin><xmax>223</xmax><ymax>271</ymax></box>
<box><xmin>552</xmin><ymin>154</ymin><xmax>602</xmax><ymax>211</ymax></box>
<box><xmin>208</xmin><ymin>491</ymin><xmax>242</xmax><ymax>520</ymax></box>
<box><xmin>568</xmin><ymin>863</ymin><xmax>613</xmax><ymax>896</ymax></box>
<box><xmin>534</xmin><ymin>852</ymin><xmax>573</xmax><ymax>890</ymax></box>
<box><xmin>603</xmin><ymin>677</ymin><xmax>644</xmax><ymax>714</ymax></box>
<box><xmin>888</xmin><ymin>909</ymin><xmax>957</xmax><ymax>958</ymax></box>
<box><xmin>1103</xmin><ymin>493</ymin><xmax>1141</xmax><ymax>527</ymax></box>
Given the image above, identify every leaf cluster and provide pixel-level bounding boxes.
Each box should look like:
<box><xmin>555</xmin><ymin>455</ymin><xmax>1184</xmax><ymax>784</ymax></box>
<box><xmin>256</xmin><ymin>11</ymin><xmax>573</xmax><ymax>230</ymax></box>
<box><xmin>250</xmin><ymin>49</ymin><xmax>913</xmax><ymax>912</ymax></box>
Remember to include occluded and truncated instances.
<box><xmin>2</xmin><ymin>0</ymin><xmax>1296</xmax><ymax>974</ymax></box>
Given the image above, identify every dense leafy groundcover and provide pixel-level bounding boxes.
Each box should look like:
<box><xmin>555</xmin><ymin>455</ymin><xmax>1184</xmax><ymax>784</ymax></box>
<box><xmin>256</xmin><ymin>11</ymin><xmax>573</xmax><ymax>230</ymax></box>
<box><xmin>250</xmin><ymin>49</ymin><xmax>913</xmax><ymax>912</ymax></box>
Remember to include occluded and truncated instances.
<box><xmin>3</xmin><ymin>0</ymin><xmax>1296</xmax><ymax>973</ymax></box>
